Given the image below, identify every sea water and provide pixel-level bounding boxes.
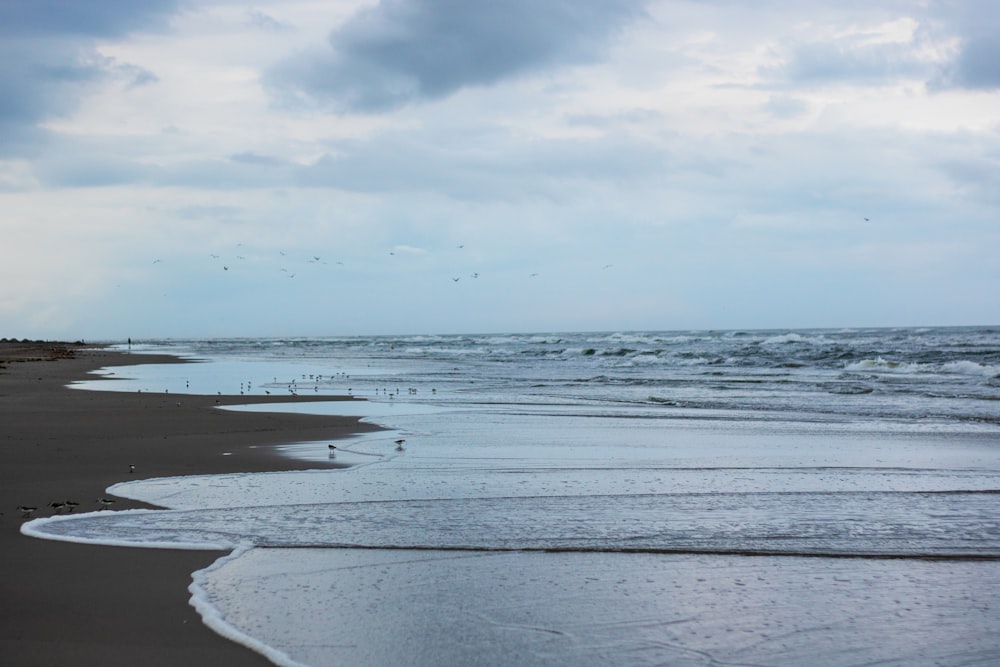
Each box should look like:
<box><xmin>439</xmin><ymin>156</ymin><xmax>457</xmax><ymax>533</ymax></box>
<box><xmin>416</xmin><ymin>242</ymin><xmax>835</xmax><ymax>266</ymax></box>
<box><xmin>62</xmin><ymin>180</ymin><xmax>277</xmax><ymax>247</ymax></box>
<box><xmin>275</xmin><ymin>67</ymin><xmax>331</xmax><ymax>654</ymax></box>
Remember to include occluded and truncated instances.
<box><xmin>24</xmin><ymin>327</ymin><xmax>1000</xmax><ymax>665</ymax></box>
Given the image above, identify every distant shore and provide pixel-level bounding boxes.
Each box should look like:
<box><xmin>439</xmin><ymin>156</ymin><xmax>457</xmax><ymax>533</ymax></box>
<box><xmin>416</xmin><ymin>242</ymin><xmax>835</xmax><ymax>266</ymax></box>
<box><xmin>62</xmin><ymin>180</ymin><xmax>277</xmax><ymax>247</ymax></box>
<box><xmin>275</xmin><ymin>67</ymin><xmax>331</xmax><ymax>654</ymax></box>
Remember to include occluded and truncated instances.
<box><xmin>0</xmin><ymin>341</ymin><xmax>380</xmax><ymax>666</ymax></box>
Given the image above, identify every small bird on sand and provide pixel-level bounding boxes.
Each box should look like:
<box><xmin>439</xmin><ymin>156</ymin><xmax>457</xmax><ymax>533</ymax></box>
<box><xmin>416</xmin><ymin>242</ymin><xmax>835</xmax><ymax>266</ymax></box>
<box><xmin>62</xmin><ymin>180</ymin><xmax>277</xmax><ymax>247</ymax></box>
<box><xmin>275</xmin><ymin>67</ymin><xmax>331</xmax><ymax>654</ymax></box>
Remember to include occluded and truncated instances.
<box><xmin>97</xmin><ymin>498</ymin><xmax>116</xmax><ymax>509</ymax></box>
<box><xmin>395</xmin><ymin>438</ymin><xmax>406</xmax><ymax>451</ymax></box>
<box><xmin>328</xmin><ymin>445</ymin><xmax>336</xmax><ymax>458</ymax></box>
<box><xmin>17</xmin><ymin>506</ymin><xmax>37</xmax><ymax>518</ymax></box>
<box><xmin>64</xmin><ymin>501</ymin><xmax>79</xmax><ymax>512</ymax></box>
<box><xmin>129</xmin><ymin>464</ymin><xmax>135</xmax><ymax>473</ymax></box>
<box><xmin>48</xmin><ymin>501</ymin><xmax>66</xmax><ymax>513</ymax></box>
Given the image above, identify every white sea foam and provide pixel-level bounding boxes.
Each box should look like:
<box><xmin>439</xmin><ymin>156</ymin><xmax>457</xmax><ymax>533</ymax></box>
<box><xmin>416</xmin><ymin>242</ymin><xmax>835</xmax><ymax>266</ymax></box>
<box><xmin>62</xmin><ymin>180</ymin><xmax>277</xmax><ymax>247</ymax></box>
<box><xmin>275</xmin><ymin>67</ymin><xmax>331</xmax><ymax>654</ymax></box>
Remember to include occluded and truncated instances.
<box><xmin>844</xmin><ymin>357</ymin><xmax>923</xmax><ymax>373</ymax></box>
<box><xmin>21</xmin><ymin>509</ymin><xmax>233</xmax><ymax>550</ymax></box>
<box><xmin>763</xmin><ymin>332</ymin><xmax>832</xmax><ymax>345</ymax></box>
<box><xmin>942</xmin><ymin>359</ymin><xmax>1000</xmax><ymax>377</ymax></box>
<box><xmin>845</xmin><ymin>357</ymin><xmax>1000</xmax><ymax>378</ymax></box>
<box><xmin>189</xmin><ymin>546</ymin><xmax>308</xmax><ymax>667</ymax></box>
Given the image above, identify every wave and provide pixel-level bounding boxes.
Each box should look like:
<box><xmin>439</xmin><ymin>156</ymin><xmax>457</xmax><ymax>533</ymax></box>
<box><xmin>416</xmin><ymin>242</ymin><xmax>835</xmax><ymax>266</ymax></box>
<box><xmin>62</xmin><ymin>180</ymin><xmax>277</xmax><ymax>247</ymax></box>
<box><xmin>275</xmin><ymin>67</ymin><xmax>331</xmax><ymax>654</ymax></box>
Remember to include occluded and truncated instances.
<box><xmin>763</xmin><ymin>332</ymin><xmax>833</xmax><ymax>346</ymax></box>
<box><xmin>942</xmin><ymin>360</ymin><xmax>1000</xmax><ymax>378</ymax></box>
<box><xmin>846</xmin><ymin>357</ymin><xmax>1000</xmax><ymax>378</ymax></box>
<box><xmin>25</xmin><ymin>490</ymin><xmax>1000</xmax><ymax>561</ymax></box>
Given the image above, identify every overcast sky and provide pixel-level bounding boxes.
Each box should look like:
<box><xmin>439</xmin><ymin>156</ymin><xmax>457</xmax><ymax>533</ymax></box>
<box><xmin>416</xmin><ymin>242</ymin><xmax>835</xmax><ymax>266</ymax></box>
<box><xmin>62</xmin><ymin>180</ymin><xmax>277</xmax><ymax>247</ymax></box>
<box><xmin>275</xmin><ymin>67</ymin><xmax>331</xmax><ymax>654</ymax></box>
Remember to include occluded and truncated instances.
<box><xmin>1</xmin><ymin>0</ymin><xmax>998</xmax><ymax>339</ymax></box>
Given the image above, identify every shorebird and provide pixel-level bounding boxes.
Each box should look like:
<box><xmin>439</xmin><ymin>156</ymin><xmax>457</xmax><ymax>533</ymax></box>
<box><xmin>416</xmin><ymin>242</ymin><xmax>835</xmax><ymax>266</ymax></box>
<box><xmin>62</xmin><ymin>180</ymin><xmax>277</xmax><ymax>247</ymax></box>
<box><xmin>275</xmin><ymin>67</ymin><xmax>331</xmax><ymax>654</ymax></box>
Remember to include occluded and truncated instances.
<box><xmin>97</xmin><ymin>498</ymin><xmax>116</xmax><ymax>509</ymax></box>
<box><xmin>395</xmin><ymin>438</ymin><xmax>406</xmax><ymax>451</ymax></box>
<box><xmin>64</xmin><ymin>501</ymin><xmax>79</xmax><ymax>512</ymax></box>
<box><xmin>17</xmin><ymin>506</ymin><xmax>37</xmax><ymax>518</ymax></box>
<box><xmin>328</xmin><ymin>445</ymin><xmax>337</xmax><ymax>458</ymax></box>
<box><xmin>129</xmin><ymin>464</ymin><xmax>135</xmax><ymax>473</ymax></box>
<box><xmin>48</xmin><ymin>501</ymin><xmax>66</xmax><ymax>513</ymax></box>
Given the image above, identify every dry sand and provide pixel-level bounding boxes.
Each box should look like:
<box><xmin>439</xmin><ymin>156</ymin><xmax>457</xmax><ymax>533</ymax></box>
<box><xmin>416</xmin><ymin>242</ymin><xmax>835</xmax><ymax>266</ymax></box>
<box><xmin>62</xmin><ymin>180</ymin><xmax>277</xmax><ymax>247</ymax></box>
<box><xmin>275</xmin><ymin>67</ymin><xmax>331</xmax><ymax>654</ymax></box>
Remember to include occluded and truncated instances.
<box><xmin>0</xmin><ymin>341</ymin><xmax>380</xmax><ymax>666</ymax></box>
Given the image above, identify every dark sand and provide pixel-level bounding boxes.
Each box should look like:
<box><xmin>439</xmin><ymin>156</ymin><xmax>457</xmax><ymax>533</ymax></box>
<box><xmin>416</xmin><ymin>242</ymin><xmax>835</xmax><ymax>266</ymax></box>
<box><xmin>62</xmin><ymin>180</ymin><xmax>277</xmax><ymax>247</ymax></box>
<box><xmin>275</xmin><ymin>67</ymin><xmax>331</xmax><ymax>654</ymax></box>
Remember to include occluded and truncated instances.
<box><xmin>0</xmin><ymin>342</ymin><xmax>381</xmax><ymax>666</ymax></box>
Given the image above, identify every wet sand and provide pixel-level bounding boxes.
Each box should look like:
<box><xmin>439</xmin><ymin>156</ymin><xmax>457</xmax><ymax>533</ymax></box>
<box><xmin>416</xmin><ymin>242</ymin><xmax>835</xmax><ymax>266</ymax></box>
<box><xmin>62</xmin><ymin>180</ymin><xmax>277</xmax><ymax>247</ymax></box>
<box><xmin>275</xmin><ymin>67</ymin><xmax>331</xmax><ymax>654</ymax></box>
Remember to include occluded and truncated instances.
<box><xmin>0</xmin><ymin>341</ymin><xmax>380</xmax><ymax>666</ymax></box>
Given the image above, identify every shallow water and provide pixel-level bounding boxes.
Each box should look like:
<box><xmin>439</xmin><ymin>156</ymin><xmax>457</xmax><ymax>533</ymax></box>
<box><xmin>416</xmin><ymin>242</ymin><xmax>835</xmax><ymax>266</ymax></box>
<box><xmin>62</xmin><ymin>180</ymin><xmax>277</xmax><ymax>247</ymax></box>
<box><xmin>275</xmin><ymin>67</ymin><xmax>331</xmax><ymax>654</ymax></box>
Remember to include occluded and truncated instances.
<box><xmin>27</xmin><ymin>328</ymin><xmax>1000</xmax><ymax>665</ymax></box>
<box><xmin>196</xmin><ymin>549</ymin><xmax>1000</xmax><ymax>667</ymax></box>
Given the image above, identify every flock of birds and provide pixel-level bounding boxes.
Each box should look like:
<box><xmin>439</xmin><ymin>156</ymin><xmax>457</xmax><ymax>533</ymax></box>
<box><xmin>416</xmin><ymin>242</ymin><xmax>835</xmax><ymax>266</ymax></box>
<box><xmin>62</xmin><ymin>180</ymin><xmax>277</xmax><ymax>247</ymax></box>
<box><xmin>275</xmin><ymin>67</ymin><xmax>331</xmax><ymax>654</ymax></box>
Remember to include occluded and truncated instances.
<box><xmin>15</xmin><ymin>465</ymin><xmax>138</xmax><ymax>519</ymax></box>
<box><xmin>147</xmin><ymin>218</ymin><xmax>876</xmax><ymax>288</ymax></box>
<box><xmin>17</xmin><ymin>435</ymin><xmax>412</xmax><ymax>519</ymax></box>
<box><xmin>148</xmin><ymin>242</ymin><xmax>617</xmax><ymax>285</ymax></box>
<box><xmin>15</xmin><ymin>351</ymin><xmax>446</xmax><ymax>521</ymax></box>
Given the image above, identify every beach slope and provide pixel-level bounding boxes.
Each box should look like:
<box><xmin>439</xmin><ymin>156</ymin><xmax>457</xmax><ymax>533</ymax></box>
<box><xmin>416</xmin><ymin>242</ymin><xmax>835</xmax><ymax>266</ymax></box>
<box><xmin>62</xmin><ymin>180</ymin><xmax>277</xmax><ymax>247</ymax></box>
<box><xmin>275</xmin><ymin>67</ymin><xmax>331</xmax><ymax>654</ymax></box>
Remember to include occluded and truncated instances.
<box><xmin>0</xmin><ymin>342</ymin><xmax>379</xmax><ymax>666</ymax></box>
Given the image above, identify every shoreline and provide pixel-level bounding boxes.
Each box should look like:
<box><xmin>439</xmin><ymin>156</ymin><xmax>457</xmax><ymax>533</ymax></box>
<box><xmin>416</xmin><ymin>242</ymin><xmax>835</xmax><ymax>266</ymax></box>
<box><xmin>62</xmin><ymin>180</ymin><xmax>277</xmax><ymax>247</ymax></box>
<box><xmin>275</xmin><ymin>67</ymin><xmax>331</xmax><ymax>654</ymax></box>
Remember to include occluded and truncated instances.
<box><xmin>0</xmin><ymin>342</ymin><xmax>381</xmax><ymax>666</ymax></box>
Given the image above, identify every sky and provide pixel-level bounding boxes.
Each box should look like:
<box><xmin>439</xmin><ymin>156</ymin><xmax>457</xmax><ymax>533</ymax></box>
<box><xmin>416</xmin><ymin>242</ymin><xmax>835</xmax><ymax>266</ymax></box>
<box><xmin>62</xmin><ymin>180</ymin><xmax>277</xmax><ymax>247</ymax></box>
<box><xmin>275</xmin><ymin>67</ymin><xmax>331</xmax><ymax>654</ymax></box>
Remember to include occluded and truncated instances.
<box><xmin>1</xmin><ymin>0</ymin><xmax>998</xmax><ymax>339</ymax></box>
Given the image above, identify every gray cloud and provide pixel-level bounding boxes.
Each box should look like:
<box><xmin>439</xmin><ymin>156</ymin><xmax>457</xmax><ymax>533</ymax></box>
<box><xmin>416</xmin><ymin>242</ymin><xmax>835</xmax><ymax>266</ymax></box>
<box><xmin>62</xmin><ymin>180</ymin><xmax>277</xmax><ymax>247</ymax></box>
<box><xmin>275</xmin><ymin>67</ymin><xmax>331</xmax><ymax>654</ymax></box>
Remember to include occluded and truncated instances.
<box><xmin>926</xmin><ymin>0</ymin><xmax>1000</xmax><ymax>90</ymax></box>
<box><xmin>0</xmin><ymin>0</ymin><xmax>177</xmax><ymax>37</ymax></box>
<box><xmin>0</xmin><ymin>0</ymin><xmax>178</xmax><ymax>155</ymax></box>
<box><xmin>951</xmin><ymin>37</ymin><xmax>1000</xmax><ymax>89</ymax></box>
<box><xmin>247</xmin><ymin>9</ymin><xmax>293</xmax><ymax>32</ymax></box>
<box><xmin>753</xmin><ymin>0</ymin><xmax>1000</xmax><ymax>92</ymax></box>
<box><xmin>762</xmin><ymin>95</ymin><xmax>809</xmax><ymax>119</ymax></box>
<box><xmin>268</xmin><ymin>0</ymin><xmax>646</xmax><ymax>112</ymax></box>
<box><xmin>764</xmin><ymin>36</ymin><xmax>932</xmax><ymax>89</ymax></box>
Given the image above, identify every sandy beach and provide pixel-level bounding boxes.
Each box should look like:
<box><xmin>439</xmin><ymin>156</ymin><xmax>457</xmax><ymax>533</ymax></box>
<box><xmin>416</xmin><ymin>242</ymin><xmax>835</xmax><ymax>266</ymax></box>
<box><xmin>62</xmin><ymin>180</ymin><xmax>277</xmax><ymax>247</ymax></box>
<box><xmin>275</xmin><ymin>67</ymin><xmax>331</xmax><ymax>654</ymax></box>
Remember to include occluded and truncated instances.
<box><xmin>0</xmin><ymin>341</ymin><xmax>380</xmax><ymax>666</ymax></box>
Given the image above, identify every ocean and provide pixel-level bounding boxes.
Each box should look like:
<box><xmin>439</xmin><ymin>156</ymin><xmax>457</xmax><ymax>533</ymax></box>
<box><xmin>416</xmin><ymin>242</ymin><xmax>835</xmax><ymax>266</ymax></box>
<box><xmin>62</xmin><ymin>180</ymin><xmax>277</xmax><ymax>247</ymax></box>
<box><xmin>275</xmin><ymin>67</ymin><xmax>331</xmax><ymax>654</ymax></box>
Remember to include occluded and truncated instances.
<box><xmin>25</xmin><ymin>327</ymin><xmax>1000</xmax><ymax>665</ymax></box>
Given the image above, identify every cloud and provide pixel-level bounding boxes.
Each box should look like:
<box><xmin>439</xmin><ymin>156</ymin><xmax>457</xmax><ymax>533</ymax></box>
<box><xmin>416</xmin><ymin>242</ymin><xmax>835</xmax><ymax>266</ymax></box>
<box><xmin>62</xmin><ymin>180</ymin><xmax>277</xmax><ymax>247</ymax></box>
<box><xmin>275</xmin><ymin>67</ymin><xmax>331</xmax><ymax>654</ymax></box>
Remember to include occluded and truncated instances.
<box><xmin>291</xmin><ymin>127</ymin><xmax>674</xmax><ymax>201</ymax></box>
<box><xmin>761</xmin><ymin>17</ymin><xmax>938</xmax><ymax>89</ymax></box>
<box><xmin>924</xmin><ymin>0</ymin><xmax>1000</xmax><ymax>90</ymax></box>
<box><xmin>752</xmin><ymin>2</ymin><xmax>1000</xmax><ymax>92</ymax></box>
<box><xmin>0</xmin><ymin>0</ymin><xmax>177</xmax><ymax>38</ymax></box>
<box><xmin>0</xmin><ymin>0</ymin><xmax>179</xmax><ymax>155</ymax></box>
<box><xmin>952</xmin><ymin>37</ymin><xmax>1000</xmax><ymax>88</ymax></box>
<box><xmin>268</xmin><ymin>0</ymin><xmax>646</xmax><ymax>112</ymax></box>
<box><xmin>247</xmin><ymin>9</ymin><xmax>294</xmax><ymax>32</ymax></box>
<box><xmin>762</xmin><ymin>95</ymin><xmax>810</xmax><ymax>119</ymax></box>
